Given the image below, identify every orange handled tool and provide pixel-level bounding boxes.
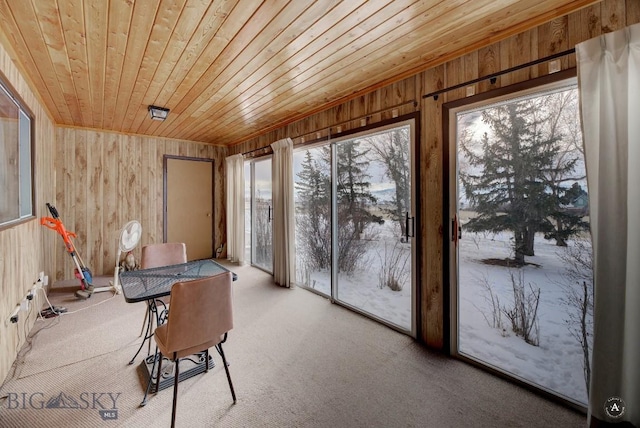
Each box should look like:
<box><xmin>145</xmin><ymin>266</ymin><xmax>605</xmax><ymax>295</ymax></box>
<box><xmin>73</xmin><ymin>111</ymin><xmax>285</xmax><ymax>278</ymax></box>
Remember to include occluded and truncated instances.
<box><xmin>41</xmin><ymin>203</ymin><xmax>92</xmax><ymax>298</ymax></box>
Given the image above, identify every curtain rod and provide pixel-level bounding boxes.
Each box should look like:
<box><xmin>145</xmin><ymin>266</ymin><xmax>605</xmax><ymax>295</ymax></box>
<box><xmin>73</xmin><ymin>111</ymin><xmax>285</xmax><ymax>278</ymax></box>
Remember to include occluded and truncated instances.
<box><xmin>242</xmin><ymin>145</ymin><xmax>272</xmax><ymax>157</ymax></box>
<box><xmin>242</xmin><ymin>100</ymin><xmax>418</xmax><ymax>156</ymax></box>
<box><xmin>422</xmin><ymin>48</ymin><xmax>576</xmax><ymax>100</ymax></box>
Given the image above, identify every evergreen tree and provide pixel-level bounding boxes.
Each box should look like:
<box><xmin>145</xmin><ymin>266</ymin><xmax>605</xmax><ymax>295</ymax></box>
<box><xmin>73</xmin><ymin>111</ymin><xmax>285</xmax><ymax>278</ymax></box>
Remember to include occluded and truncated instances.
<box><xmin>296</xmin><ymin>142</ymin><xmax>383</xmax><ymax>274</ymax></box>
<box><xmin>535</xmin><ymin>91</ymin><xmax>589</xmax><ymax>246</ymax></box>
<box><xmin>295</xmin><ymin>150</ymin><xmax>331</xmax><ymax>270</ymax></box>
<box><xmin>333</xmin><ymin>140</ymin><xmax>382</xmax><ymax>272</ymax></box>
<box><xmin>544</xmin><ymin>182</ymin><xmax>588</xmax><ymax>246</ymax></box>
<box><xmin>460</xmin><ymin>99</ymin><xmax>583</xmax><ymax>265</ymax></box>
<box><xmin>334</xmin><ymin>140</ymin><xmax>383</xmax><ymax>235</ymax></box>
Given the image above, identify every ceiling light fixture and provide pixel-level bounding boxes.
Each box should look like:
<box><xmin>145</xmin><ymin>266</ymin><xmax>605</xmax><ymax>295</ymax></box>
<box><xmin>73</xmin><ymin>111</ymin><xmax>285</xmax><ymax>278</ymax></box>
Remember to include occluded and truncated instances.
<box><xmin>148</xmin><ymin>105</ymin><xmax>170</xmax><ymax>121</ymax></box>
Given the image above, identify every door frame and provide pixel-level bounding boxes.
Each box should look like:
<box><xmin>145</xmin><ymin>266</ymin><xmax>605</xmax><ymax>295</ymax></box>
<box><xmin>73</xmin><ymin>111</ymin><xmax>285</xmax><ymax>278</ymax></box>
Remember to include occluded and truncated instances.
<box><xmin>247</xmin><ymin>154</ymin><xmax>274</xmax><ymax>274</ymax></box>
<box><xmin>443</xmin><ymin>69</ymin><xmax>586</xmax><ymax>411</ymax></box>
<box><xmin>293</xmin><ymin>113</ymin><xmax>420</xmax><ymax>338</ymax></box>
<box><xmin>163</xmin><ymin>155</ymin><xmax>215</xmax><ymax>257</ymax></box>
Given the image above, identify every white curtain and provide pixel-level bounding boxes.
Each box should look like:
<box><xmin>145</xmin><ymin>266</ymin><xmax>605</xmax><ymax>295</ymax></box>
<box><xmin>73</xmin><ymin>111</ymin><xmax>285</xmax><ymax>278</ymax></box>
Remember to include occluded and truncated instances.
<box><xmin>270</xmin><ymin>138</ymin><xmax>295</xmax><ymax>287</ymax></box>
<box><xmin>577</xmin><ymin>23</ymin><xmax>640</xmax><ymax>427</ymax></box>
<box><xmin>225</xmin><ymin>154</ymin><xmax>245</xmax><ymax>264</ymax></box>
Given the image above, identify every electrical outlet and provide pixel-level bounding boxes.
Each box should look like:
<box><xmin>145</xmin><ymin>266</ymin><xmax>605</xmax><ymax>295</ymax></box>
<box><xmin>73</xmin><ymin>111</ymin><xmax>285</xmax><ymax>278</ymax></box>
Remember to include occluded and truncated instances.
<box><xmin>466</xmin><ymin>85</ymin><xmax>475</xmax><ymax>97</ymax></box>
<box><xmin>33</xmin><ymin>271</ymin><xmax>47</xmax><ymax>290</ymax></box>
<box><xmin>7</xmin><ymin>305</ymin><xmax>20</xmax><ymax>325</ymax></box>
<box><xmin>20</xmin><ymin>297</ymin><xmax>29</xmax><ymax>312</ymax></box>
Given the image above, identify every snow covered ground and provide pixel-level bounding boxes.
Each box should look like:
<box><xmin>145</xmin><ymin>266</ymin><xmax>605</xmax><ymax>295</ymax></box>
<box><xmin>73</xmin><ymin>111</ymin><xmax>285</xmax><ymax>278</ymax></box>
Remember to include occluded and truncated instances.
<box><xmin>298</xmin><ymin>221</ymin><xmax>413</xmax><ymax>332</ymax></box>
<box><xmin>458</xmin><ymin>228</ymin><xmax>590</xmax><ymax>405</ymax></box>
<box><xmin>297</xmin><ymin>221</ymin><xmax>591</xmax><ymax>406</ymax></box>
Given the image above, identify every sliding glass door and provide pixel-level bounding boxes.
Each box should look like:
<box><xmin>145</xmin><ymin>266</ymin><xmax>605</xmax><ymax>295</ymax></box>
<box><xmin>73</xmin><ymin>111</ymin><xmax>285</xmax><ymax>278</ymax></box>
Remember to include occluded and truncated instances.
<box><xmin>333</xmin><ymin>124</ymin><xmax>415</xmax><ymax>333</ymax></box>
<box><xmin>449</xmin><ymin>79</ymin><xmax>592</xmax><ymax>407</ymax></box>
<box><xmin>244</xmin><ymin>161</ymin><xmax>252</xmax><ymax>263</ymax></box>
<box><xmin>249</xmin><ymin>157</ymin><xmax>273</xmax><ymax>273</ymax></box>
<box><xmin>293</xmin><ymin>119</ymin><xmax>416</xmax><ymax>335</ymax></box>
<box><xmin>293</xmin><ymin>145</ymin><xmax>331</xmax><ymax>296</ymax></box>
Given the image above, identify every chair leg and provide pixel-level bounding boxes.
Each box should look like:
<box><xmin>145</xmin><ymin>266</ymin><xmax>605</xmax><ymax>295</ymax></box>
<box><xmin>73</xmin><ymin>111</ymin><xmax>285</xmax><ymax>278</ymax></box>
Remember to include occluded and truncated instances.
<box><xmin>171</xmin><ymin>353</ymin><xmax>179</xmax><ymax>428</ymax></box>
<box><xmin>217</xmin><ymin>343</ymin><xmax>236</xmax><ymax>403</ymax></box>
<box><xmin>205</xmin><ymin>349</ymin><xmax>209</xmax><ymax>372</ymax></box>
<box><xmin>156</xmin><ymin>352</ymin><xmax>164</xmax><ymax>394</ymax></box>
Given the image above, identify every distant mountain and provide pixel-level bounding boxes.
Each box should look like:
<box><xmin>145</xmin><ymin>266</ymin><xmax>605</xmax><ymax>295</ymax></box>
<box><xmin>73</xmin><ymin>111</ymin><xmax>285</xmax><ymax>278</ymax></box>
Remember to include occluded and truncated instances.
<box><xmin>46</xmin><ymin>392</ymin><xmax>81</xmax><ymax>409</ymax></box>
<box><xmin>371</xmin><ymin>187</ymin><xmax>395</xmax><ymax>203</ymax></box>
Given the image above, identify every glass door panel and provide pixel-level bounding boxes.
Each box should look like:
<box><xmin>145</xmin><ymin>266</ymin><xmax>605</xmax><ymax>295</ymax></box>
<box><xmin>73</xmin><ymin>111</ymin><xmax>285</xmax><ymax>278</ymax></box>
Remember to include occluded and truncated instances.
<box><xmin>334</xmin><ymin>124</ymin><xmax>415</xmax><ymax>333</ymax></box>
<box><xmin>293</xmin><ymin>145</ymin><xmax>331</xmax><ymax>296</ymax></box>
<box><xmin>244</xmin><ymin>161</ymin><xmax>251</xmax><ymax>263</ymax></box>
<box><xmin>252</xmin><ymin>157</ymin><xmax>273</xmax><ymax>272</ymax></box>
<box><xmin>452</xmin><ymin>83</ymin><xmax>592</xmax><ymax>406</ymax></box>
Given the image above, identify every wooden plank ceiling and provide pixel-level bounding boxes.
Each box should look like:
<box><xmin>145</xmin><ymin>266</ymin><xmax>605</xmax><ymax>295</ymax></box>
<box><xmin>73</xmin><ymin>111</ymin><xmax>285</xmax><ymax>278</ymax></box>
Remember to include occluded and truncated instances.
<box><xmin>0</xmin><ymin>0</ymin><xmax>597</xmax><ymax>146</ymax></box>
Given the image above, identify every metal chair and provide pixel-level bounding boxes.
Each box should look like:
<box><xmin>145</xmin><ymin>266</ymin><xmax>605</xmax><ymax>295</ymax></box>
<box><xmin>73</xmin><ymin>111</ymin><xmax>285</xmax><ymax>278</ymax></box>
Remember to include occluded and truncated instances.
<box><xmin>153</xmin><ymin>272</ymin><xmax>236</xmax><ymax>427</ymax></box>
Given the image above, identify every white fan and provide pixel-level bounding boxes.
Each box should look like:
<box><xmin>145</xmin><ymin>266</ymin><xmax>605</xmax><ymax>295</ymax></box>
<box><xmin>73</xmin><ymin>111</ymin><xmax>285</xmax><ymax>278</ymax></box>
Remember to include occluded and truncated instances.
<box><xmin>90</xmin><ymin>220</ymin><xmax>142</xmax><ymax>295</ymax></box>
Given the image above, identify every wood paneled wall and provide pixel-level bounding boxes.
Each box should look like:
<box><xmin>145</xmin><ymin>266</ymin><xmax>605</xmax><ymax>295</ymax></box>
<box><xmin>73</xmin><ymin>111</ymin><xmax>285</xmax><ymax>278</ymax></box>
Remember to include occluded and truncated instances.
<box><xmin>53</xmin><ymin>127</ymin><xmax>227</xmax><ymax>280</ymax></box>
<box><xmin>229</xmin><ymin>0</ymin><xmax>640</xmax><ymax>349</ymax></box>
<box><xmin>0</xmin><ymin>34</ymin><xmax>56</xmax><ymax>384</ymax></box>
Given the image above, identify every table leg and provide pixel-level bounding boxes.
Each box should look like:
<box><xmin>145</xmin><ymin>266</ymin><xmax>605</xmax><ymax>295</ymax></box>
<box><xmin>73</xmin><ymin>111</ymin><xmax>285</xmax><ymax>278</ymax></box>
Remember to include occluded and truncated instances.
<box><xmin>140</xmin><ymin>352</ymin><xmax>214</xmax><ymax>395</ymax></box>
<box><xmin>140</xmin><ymin>348</ymin><xmax>160</xmax><ymax>407</ymax></box>
<box><xmin>129</xmin><ymin>299</ymin><xmax>165</xmax><ymax>365</ymax></box>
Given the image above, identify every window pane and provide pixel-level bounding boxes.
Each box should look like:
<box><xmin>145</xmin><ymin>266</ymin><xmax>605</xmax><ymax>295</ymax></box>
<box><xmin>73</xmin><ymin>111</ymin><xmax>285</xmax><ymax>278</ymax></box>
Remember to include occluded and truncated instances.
<box><xmin>19</xmin><ymin>110</ymin><xmax>31</xmax><ymax>218</ymax></box>
<box><xmin>456</xmin><ymin>85</ymin><xmax>592</xmax><ymax>405</ymax></box>
<box><xmin>0</xmin><ymin>86</ymin><xmax>19</xmax><ymax>224</ymax></box>
<box><xmin>244</xmin><ymin>161</ymin><xmax>251</xmax><ymax>264</ymax></box>
<box><xmin>293</xmin><ymin>145</ymin><xmax>331</xmax><ymax>295</ymax></box>
<box><xmin>334</xmin><ymin>126</ymin><xmax>413</xmax><ymax>331</ymax></box>
<box><xmin>252</xmin><ymin>158</ymin><xmax>272</xmax><ymax>272</ymax></box>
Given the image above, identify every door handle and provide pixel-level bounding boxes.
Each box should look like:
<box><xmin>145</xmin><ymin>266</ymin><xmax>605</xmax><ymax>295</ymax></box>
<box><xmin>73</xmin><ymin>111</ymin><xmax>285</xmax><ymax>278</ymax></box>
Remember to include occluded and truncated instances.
<box><xmin>452</xmin><ymin>216</ymin><xmax>457</xmax><ymax>243</ymax></box>
<box><xmin>403</xmin><ymin>212</ymin><xmax>415</xmax><ymax>242</ymax></box>
<box><xmin>268</xmin><ymin>206</ymin><xmax>272</xmax><ymax>223</ymax></box>
<box><xmin>452</xmin><ymin>216</ymin><xmax>461</xmax><ymax>244</ymax></box>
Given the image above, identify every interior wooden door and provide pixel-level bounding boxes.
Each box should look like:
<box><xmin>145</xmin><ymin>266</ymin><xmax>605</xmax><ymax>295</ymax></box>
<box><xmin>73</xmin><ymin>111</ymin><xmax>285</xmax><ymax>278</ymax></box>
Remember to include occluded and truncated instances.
<box><xmin>164</xmin><ymin>156</ymin><xmax>214</xmax><ymax>261</ymax></box>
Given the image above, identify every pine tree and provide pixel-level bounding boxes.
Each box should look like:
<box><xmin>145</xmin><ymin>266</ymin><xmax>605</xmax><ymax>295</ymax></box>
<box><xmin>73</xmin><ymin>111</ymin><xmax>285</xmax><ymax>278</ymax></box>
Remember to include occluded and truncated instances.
<box><xmin>295</xmin><ymin>150</ymin><xmax>331</xmax><ymax>270</ymax></box>
<box><xmin>335</xmin><ymin>140</ymin><xmax>382</xmax><ymax>235</ymax></box>
<box><xmin>460</xmin><ymin>99</ymin><xmax>583</xmax><ymax>265</ymax></box>
<box><xmin>536</xmin><ymin>91</ymin><xmax>588</xmax><ymax>247</ymax></box>
<box><xmin>334</xmin><ymin>140</ymin><xmax>382</xmax><ymax>272</ymax></box>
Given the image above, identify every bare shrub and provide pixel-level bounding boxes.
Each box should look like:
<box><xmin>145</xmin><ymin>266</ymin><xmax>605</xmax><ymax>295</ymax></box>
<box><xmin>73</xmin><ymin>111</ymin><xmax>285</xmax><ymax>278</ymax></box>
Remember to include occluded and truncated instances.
<box><xmin>503</xmin><ymin>270</ymin><xmax>541</xmax><ymax>346</ymax></box>
<box><xmin>338</xmin><ymin>220</ymin><xmax>375</xmax><ymax>274</ymax></box>
<box><xmin>377</xmin><ymin>242</ymin><xmax>410</xmax><ymax>291</ymax></box>
<box><xmin>557</xmin><ymin>237</ymin><xmax>593</xmax><ymax>395</ymax></box>
<box><xmin>474</xmin><ymin>274</ymin><xmax>504</xmax><ymax>330</ymax></box>
<box><xmin>295</xmin><ymin>212</ymin><xmax>331</xmax><ymax>271</ymax></box>
<box><xmin>296</xmin><ymin>259</ymin><xmax>312</xmax><ymax>287</ymax></box>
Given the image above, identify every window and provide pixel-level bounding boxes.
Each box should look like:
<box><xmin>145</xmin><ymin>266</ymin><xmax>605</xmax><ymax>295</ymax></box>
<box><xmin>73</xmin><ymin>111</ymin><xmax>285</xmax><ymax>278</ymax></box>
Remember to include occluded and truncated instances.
<box><xmin>448</xmin><ymin>78</ymin><xmax>593</xmax><ymax>407</ymax></box>
<box><xmin>0</xmin><ymin>77</ymin><xmax>32</xmax><ymax>226</ymax></box>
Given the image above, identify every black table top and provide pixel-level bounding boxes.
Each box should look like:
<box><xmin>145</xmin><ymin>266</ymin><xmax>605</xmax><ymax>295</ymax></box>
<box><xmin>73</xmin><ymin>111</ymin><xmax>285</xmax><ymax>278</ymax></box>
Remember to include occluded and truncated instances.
<box><xmin>119</xmin><ymin>259</ymin><xmax>237</xmax><ymax>303</ymax></box>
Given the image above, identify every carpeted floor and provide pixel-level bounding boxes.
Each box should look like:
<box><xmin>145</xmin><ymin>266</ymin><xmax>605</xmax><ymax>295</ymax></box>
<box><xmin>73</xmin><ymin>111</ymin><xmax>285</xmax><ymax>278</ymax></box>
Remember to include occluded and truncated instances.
<box><xmin>0</xmin><ymin>262</ymin><xmax>586</xmax><ymax>427</ymax></box>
